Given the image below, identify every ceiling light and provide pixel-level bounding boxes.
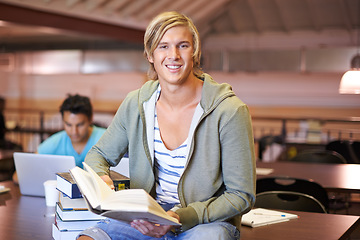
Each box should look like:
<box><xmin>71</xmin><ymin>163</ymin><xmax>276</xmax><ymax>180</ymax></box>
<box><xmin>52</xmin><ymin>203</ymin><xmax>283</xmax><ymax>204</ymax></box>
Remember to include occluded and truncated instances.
<box><xmin>339</xmin><ymin>54</ymin><xmax>360</xmax><ymax>94</ymax></box>
<box><xmin>340</xmin><ymin>0</ymin><xmax>360</xmax><ymax>94</ymax></box>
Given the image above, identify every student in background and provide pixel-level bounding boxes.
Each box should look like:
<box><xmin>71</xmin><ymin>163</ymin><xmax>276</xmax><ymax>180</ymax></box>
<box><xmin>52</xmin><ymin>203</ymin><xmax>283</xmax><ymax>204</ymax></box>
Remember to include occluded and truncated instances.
<box><xmin>78</xmin><ymin>11</ymin><xmax>255</xmax><ymax>240</ymax></box>
<box><xmin>37</xmin><ymin>94</ymin><xmax>106</xmax><ymax>167</ymax></box>
<box><xmin>13</xmin><ymin>94</ymin><xmax>106</xmax><ymax>183</ymax></box>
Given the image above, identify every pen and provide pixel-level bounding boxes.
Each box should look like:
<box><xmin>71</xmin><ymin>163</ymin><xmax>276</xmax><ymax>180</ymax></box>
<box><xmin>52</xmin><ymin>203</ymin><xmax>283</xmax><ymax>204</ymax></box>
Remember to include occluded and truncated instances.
<box><xmin>254</xmin><ymin>213</ymin><xmax>286</xmax><ymax>217</ymax></box>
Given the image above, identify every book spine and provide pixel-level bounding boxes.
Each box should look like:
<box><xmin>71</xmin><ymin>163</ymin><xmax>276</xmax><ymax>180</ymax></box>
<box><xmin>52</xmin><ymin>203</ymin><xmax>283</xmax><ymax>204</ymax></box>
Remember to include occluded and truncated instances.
<box><xmin>57</xmin><ymin>184</ymin><xmax>82</xmax><ymax>199</ymax></box>
<box><xmin>70</xmin><ymin>184</ymin><xmax>82</xmax><ymax>198</ymax></box>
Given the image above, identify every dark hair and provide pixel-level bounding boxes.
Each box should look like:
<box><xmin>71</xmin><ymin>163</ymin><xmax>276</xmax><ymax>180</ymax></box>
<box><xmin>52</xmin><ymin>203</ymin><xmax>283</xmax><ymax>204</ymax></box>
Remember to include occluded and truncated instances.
<box><xmin>60</xmin><ymin>94</ymin><xmax>93</xmax><ymax>120</ymax></box>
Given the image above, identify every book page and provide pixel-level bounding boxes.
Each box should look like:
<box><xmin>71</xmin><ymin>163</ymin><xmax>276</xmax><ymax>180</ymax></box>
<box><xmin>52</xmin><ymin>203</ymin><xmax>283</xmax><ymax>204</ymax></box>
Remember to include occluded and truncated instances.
<box><xmin>100</xmin><ymin>189</ymin><xmax>180</xmax><ymax>225</ymax></box>
<box><xmin>83</xmin><ymin>162</ymin><xmax>115</xmax><ymax>202</ymax></box>
<box><xmin>101</xmin><ymin>209</ymin><xmax>180</xmax><ymax>226</ymax></box>
<box><xmin>69</xmin><ymin>167</ymin><xmax>100</xmax><ymax>208</ymax></box>
<box><xmin>72</xmin><ymin>164</ymin><xmax>180</xmax><ymax>226</ymax></box>
<box><xmin>101</xmin><ymin>189</ymin><xmax>162</xmax><ymax>212</ymax></box>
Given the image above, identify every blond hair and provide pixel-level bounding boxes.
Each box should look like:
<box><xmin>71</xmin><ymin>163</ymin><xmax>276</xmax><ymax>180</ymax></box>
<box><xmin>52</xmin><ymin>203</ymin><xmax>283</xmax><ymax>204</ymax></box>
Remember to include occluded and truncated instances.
<box><xmin>144</xmin><ymin>11</ymin><xmax>203</xmax><ymax>80</ymax></box>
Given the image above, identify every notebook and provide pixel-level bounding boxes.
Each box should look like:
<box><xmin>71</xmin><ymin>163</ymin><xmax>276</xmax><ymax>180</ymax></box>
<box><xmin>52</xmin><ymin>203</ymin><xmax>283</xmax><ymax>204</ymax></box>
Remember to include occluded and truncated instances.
<box><xmin>241</xmin><ymin>208</ymin><xmax>298</xmax><ymax>227</ymax></box>
<box><xmin>13</xmin><ymin>152</ymin><xmax>76</xmax><ymax>197</ymax></box>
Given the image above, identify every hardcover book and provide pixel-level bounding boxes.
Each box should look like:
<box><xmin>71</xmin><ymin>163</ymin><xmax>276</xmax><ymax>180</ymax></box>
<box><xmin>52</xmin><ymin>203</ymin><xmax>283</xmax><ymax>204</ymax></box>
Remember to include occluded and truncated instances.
<box><xmin>56</xmin><ymin>172</ymin><xmax>82</xmax><ymax>199</ymax></box>
<box><xmin>109</xmin><ymin>170</ymin><xmax>130</xmax><ymax>191</ymax></box>
<box><xmin>56</xmin><ymin>202</ymin><xmax>105</xmax><ymax>221</ymax></box>
<box><xmin>55</xmin><ymin>213</ymin><xmax>100</xmax><ymax>231</ymax></box>
<box><xmin>52</xmin><ymin>223</ymin><xmax>81</xmax><ymax>240</ymax></box>
<box><xmin>58</xmin><ymin>193</ymin><xmax>88</xmax><ymax>211</ymax></box>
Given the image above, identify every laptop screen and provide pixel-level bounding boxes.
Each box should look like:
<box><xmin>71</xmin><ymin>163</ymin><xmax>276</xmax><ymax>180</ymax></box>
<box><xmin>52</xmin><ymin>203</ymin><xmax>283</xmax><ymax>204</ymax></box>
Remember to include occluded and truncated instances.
<box><xmin>14</xmin><ymin>152</ymin><xmax>76</xmax><ymax>197</ymax></box>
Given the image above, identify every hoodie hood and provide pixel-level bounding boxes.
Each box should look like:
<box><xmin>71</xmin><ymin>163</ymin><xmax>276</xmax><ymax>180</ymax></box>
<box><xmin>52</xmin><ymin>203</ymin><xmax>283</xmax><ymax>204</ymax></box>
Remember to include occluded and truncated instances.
<box><xmin>199</xmin><ymin>73</ymin><xmax>236</xmax><ymax>113</ymax></box>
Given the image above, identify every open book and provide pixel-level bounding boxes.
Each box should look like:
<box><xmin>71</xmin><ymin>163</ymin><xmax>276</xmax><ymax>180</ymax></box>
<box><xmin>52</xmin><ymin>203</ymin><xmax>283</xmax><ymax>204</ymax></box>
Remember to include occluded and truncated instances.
<box><xmin>241</xmin><ymin>208</ymin><xmax>298</xmax><ymax>227</ymax></box>
<box><xmin>69</xmin><ymin>162</ymin><xmax>180</xmax><ymax>226</ymax></box>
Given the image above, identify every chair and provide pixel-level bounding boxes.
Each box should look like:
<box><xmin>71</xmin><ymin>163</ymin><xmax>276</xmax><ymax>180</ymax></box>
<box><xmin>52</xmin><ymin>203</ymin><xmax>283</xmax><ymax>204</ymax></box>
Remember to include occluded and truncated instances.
<box><xmin>255</xmin><ymin>191</ymin><xmax>327</xmax><ymax>213</ymax></box>
<box><xmin>256</xmin><ymin>176</ymin><xmax>329</xmax><ymax>212</ymax></box>
<box><xmin>288</xmin><ymin>149</ymin><xmax>349</xmax><ymax>213</ymax></box>
<box><xmin>326</xmin><ymin>140</ymin><xmax>360</xmax><ymax>164</ymax></box>
<box><xmin>288</xmin><ymin>149</ymin><xmax>347</xmax><ymax>164</ymax></box>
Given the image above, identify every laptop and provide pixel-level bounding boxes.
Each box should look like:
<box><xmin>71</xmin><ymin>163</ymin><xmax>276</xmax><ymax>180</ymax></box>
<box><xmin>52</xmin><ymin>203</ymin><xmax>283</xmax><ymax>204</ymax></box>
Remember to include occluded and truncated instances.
<box><xmin>13</xmin><ymin>152</ymin><xmax>76</xmax><ymax>197</ymax></box>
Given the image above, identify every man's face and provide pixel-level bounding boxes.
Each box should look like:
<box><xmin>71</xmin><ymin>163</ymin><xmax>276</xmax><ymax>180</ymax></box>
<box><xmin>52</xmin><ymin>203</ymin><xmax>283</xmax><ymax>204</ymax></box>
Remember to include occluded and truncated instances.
<box><xmin>62</xmin><ymin>111</ymin><xmax>91</xmax><ymax>143</ymax></box>
<box><xmin>149</xmin><ymin>26</ymin><xmax>194</xmax><ymax>85</ymax></box>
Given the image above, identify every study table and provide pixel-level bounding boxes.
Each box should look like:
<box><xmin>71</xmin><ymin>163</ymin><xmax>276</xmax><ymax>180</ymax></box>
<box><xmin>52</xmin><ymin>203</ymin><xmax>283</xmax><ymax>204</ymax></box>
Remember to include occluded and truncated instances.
<box><xmin>257</xmin><ymin>161</ymin><xmax>360</xmax><ymax>193</ymax></box>
<box><xmin>241</xmin><ymin>209</ymin><xmax>360</xmax><ymax>240</ymax></box>
<box><xmin>0</xmin><ymin>181</ymin><xmax>359</xmax><ymax>240</ymax></box>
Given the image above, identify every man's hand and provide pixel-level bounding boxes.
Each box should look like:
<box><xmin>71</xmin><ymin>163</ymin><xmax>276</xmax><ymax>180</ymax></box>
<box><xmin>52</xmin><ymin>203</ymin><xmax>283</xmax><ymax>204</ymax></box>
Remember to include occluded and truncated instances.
<box><xmin>131</xmin><ymin>220</ymin><xmax>173</xmax><ymax>238</ymax></box>
<box><xmin>130</xmin><ymin>211</ymin><xmax>180</xmax><ymax>238</ymax></box>
<box><xmin>100</xmin><ymin>175</ymin><xmax>114</xmax><ymax>190</ymax></box>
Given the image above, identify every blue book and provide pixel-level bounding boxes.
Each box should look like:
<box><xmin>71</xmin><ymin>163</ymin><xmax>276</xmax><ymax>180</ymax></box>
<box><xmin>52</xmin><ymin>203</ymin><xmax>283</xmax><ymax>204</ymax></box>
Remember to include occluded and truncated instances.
<box><xmin>56</xmin><ymin>172</ymin><xmax>82</xmax><ymax>199</ymax></box>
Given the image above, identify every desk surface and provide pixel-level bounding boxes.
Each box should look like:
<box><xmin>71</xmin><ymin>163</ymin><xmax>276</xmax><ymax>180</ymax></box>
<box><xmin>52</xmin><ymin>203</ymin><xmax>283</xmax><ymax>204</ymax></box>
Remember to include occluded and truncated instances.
<box><xmin>241</xmin><ymin>210</ymin><xmax>360</xmax><ymax>240</ymax></box>
<box><xmin>0</xmin><ymin>181</ymin><xmax>53</xmax><ymax>240</ymax></box>
<box><xmin>0</xmin><ymin>181</ymin><xmax>359</xmax><ymax>240</ymax></box>
<box><xmin>257</xmin><ymin>161</ymin><xmax>360</xmax><ymax>193</ymax></box>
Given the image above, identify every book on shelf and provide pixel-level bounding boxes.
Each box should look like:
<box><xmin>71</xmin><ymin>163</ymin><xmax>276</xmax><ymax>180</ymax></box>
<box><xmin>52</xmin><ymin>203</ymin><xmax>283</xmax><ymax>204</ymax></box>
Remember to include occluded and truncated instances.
<box><xmin>56</xmin><ymin>202</ymin><xmax>105</xmax><ymax>221</ymax></box>
<box><xmin>52</xmin><ymin>223</ymin><xmax>81</xmax><ymax>240</ymax></box>
<box><xmin>55</xmin><ymin>213</ymin><xmax>100</xmax><ymax>231</ymax></box>
<box><xmin>56</xmin><ymin>170</ymin><xmax>130</xmax><ymax>199</ymax></box>
<box><xmin>241</xmin><ymin>208</ymin><xmax>298</xmax><ymax>227</ymax></box>
<box><xmin>69</xmin><ymin>162</ymin><xmax>181</xmax><ymax>226</ymax></box>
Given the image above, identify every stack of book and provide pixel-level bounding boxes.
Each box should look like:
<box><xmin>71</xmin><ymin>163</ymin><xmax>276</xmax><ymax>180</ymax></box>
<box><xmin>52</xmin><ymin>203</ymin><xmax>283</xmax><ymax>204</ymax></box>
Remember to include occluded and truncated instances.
<box><xmin>52</xmin><ymin>171</ymin><xmax>130</xmax><ymax>240</ymax></box>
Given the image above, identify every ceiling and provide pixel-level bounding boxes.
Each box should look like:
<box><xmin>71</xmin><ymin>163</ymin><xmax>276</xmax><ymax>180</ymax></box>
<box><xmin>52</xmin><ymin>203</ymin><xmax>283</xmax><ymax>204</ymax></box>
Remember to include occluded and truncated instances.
<box><xmin>0</xmin><ymin>0</ymin><xmax>359</xmax><ymax>51</ymax></box>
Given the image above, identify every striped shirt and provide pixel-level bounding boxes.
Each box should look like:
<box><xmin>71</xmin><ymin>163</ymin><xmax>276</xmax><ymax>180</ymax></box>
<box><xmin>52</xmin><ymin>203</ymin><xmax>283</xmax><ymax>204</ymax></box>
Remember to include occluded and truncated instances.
<box><xmin>153</xmin><ymin>87</ymin><xmax>204</xmax><ymax>205</ymax></box>
<box><xmin>154</xmin><ymin>109</ymin><xmax>187</xmax><ymax>205</ymax></box>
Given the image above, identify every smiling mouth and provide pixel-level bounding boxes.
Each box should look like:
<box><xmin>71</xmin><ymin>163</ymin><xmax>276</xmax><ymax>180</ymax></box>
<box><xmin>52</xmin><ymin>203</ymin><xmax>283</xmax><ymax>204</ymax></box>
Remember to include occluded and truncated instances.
<box><xmin>166</xmin><ymin>65</ymin><xmax>181</xmax><ymax>70</ymax></box>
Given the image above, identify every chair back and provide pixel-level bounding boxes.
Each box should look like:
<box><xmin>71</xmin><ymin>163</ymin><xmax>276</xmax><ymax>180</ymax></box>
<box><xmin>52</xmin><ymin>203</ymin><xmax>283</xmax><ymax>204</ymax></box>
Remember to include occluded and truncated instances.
<box><xmin>256</xmin><ymin>176</ymin><xmax>329</xmax><ymax>211</ymax></box>
<box><xmin>289</xmin><ymin>149</ymin><xmax>346</xmax><ymax>164</ymax></box>
<box><xmin>326</xmin><ymin>140</ymin><xmax>359</xmax><ymax>164</ymax></box>
<box><xmin>255</xmin><ymin>191</ymin><xmax>327</xmax><ymax>213</ymax></box>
